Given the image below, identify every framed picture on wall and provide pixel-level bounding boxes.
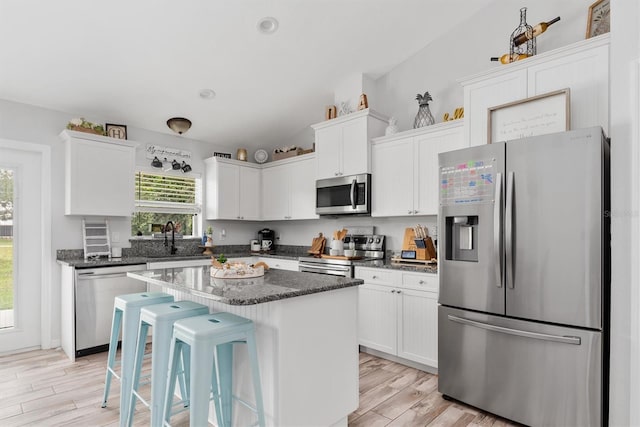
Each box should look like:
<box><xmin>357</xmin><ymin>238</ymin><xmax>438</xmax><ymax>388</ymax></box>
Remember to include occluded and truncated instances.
<box><xmin>105</xmin><ymin>123</ymin><xmax>128</xmax><ymax>140</ymax></box>
<box><xmin>586</xmin><ymin>0</ymin><xmax>610</xmax><ymax>39</ymax></box>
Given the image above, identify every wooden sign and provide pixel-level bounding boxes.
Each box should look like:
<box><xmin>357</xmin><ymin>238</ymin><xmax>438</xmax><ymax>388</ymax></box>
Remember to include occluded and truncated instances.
<box><xmin>325</xmin><ymin>105</ymin><xmax>337</xmax><ymax>120</ymax></box>
<box><xmin>357</xmin><ymin>93</ymin><xmax>368</xmax><ymax>110</ymax></box>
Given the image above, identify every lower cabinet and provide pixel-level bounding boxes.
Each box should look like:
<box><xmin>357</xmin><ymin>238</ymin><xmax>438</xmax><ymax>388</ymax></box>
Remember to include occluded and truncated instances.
<box><xmin>356</xmin><ymin>267</ymin><xmax>438</xmax><ymax>368</ymax></box>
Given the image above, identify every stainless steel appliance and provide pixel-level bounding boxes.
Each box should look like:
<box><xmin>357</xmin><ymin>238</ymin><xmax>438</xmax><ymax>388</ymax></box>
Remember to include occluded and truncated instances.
<box><xmin>438</xmin><ymin>127</ymin><xmax>610</xmax><ymax>426</ymax></box>
<box><xmin>75</xmin><ymin>264</ymin><xmax>147</xmax><ymax>357</ymax></box>
<box><xmin>316</xmin><ymin>173</ymin><xmax>371</xmax><ymax>216</ymax></box>
<box><xmin>298</xmin><ymin>233</ymin><xmax>385</xmax><ymax>277</ymax></box>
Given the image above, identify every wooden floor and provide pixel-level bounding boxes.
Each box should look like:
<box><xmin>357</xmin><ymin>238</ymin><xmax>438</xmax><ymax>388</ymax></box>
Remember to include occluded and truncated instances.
<box><xmin>0</xmin><ymin>348</ymin><xmax>517</xmax><ymax>426</ymax></box>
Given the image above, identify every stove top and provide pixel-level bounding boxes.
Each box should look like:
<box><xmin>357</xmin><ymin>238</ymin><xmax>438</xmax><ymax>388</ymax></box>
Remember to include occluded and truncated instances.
<box><xmin>299</xmin><ymin>234</ymin><xmax>385</xmax><ymax>265</ymax></box>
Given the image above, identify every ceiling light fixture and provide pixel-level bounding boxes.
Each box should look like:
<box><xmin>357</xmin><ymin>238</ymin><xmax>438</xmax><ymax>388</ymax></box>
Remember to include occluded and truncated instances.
<box><xmin>257</xmin><ymin>17</ymin><xmax>279</xmax><ymax>34</ymax></box>
<box><xmin>166</xmin><ymin>117</ymin><xmax>192</xmax><ymax>135</ymax></box>
<box><xmin>199</xmin><ymin>88</ymin><xmax>216</xmax><ymax>99</ymax></box>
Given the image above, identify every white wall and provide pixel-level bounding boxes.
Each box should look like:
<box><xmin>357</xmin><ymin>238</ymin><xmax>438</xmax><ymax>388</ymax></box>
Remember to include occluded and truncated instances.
<box><xmin>609</xmin><ymin>1</ymin><xmax>640</xmax><ymax>425</ymax></box>
<box><xmin>373</xmin><ymin>0</ymin><xmax>590</xmax><ymax>133</ymax></box>
<box><xmin>0</xmin><ymin>98</ymin><xmax>235</xmax><ymax>348</ymax></box>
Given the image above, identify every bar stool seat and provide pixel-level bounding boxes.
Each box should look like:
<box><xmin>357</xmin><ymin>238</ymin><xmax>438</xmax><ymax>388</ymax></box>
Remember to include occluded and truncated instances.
<box><xmin>127</xmin><ymin>300</ymin><xmax>209</xmax><ymax>427</ymax></box>
<box><xmin>101</xmin><ymin>291</ymin><xmax>174</xmax><ymax>426</ymax></box>
<box><xmin>163</xmin><ymin>312</ymin><xmax>265</xmax><ymax>427</ymax></box>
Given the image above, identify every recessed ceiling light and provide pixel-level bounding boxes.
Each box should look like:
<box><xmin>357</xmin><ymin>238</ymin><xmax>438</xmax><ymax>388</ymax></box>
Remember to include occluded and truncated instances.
<box><xmin>199</xmin><ymin>88</ymin><xmax>216</xmax><ymax>99</ymax></box>
<box><xmin>257</xmin><ymin>17</ymin><xmax>279</xmax><ymax>34</ymax></box>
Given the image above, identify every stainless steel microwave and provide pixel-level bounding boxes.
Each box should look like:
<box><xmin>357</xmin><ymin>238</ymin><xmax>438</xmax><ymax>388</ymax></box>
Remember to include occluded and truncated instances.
<box><xmin>316</xmin><ymin>173</ymin><xmax>371</xmax><ymax>216</ymax></box>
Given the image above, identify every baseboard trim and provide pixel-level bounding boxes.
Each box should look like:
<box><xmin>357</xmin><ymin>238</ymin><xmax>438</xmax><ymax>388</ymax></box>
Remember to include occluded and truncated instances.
<box><xmin>359</xmin><ymin>346</ymin><xmax>438</xmax><ymax>375</ymax></box>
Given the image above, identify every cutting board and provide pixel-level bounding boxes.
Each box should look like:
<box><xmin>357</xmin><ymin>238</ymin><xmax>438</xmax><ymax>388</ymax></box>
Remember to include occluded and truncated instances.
<box><xmin>321</xmin><ymin>254</ymin><xmax>363</xmax><ymax>260</ymax></box>
<box><xmin>308</xmin><ymin>233</ymin><xmax>326</xmax><ymax>255</ymax></box>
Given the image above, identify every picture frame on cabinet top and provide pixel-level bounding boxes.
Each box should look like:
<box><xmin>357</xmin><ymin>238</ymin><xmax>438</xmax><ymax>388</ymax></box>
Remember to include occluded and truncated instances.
<box><xmin>105</xmin><ymin>123</ymin><xmax>127</xmax><ymax>140</ymax></box>
<box><xmin>487</xmin><ymin>88</ymin><xmax>570</xmax><ymax>144</ymax></box>
<box><xmin>586</xmin><ymin>0</ymin><xmax>610</xmax><ymax>39</ymax></box>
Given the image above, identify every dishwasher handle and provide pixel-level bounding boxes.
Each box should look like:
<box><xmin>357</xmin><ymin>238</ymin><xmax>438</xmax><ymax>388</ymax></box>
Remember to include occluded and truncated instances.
<box><xmin>77</xmin><ymin>272</ymin><xmax>128</xmax><ymax>280</ymax></box>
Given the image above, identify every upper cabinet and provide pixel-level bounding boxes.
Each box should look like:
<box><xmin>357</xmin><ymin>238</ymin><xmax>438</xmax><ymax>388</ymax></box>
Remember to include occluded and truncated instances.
<box><xmin>460</xmin><ymin>34</ymin><xmax>610</xmax><ymax>146</ymax></box>
<box><xmin>60</xmin><ymin>130</ymin><xmax>137</xmax><ymax>217</ymax></box>
<box><xmin>262</xmin><ymin>155</ymin><xmax>317</xmax><ymax>221</ymax></box>
<box><xmin>371</xmin><ymin>121</ymin><xmax>465</xmax><ymax>217</ymax></box>
<box><xmin>205</xmin><ymin>157</ymin><xmax>261</xmax><ymax>220</ymax></box>
<box><xmin>311</xmin><ymin>109</ymin><xmax>388</xmax><ymax>180</ymax></box>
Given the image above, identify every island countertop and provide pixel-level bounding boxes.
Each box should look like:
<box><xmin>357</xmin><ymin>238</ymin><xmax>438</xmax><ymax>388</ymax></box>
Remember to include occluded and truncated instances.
<box><xmin>128</xmin><ymin>266</ymin><xmax>363</xmax><ymax>305</ymax></box>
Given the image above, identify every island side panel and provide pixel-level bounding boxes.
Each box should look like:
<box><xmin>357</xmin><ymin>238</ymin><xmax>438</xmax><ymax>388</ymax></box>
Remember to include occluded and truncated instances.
<box><xmin>147</xmin><ymin>282</ymin><xmax>359</xmax><ymax>427</ymax></box>
<box><xmin>276</xmin><ymin>285</ymin><xmax>359</xmax><ymax>427</ymax></box>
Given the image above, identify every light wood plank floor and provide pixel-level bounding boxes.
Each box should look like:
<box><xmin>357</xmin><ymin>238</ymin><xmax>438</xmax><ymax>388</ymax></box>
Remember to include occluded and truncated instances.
<box><xmin>0</xmin><ymin>348</ymin><xmax>517</xmax><ymax>426</ymax></box>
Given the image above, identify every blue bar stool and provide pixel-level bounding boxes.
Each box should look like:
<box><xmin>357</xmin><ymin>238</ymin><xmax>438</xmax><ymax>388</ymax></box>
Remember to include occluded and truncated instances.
<box><xmin>163</xmin><ymin>312</ymin><xmax>265</xmax><ymax>427</ymax></box>
<box><xmin>127</xmin><ymin>301</ymin><xmax>209</xmax><ymax>427</ymax></box>
<box><xmin>101</xmin><ymin>291</ymin><xmax>174</xmax><ymax>426</ymax></box>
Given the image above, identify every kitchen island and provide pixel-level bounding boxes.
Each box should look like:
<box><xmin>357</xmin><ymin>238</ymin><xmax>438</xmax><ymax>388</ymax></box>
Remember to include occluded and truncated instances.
<box><xmin>128</xmin><ymin>266</ymin><xmax>363</xmax><ymax>427</ymax></box>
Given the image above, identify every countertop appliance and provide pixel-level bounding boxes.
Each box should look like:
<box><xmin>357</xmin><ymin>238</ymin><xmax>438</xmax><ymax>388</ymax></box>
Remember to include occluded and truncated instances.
<box><xmin>258</xmin><ymin>228</ymin><xmax>275</xmax><ymax>252</ymax></box>
<box><xmin>298</xmin><ymin>233</ymin><xmax>385</xmax><ymax>277</ymax></box>
<box><xmin>75</xmin><ymin>264</ymin><xmax>148</xmax><ymax>357</ymax></box>
<box><xmin>316</xmin><ymin>173</ymin><xmax>371</xmax><ymax>216</ymax></box>
<box><xmin>437</xmin><ymin>127</ymin><xmax>610</xmax><ymax>426</ymax></box>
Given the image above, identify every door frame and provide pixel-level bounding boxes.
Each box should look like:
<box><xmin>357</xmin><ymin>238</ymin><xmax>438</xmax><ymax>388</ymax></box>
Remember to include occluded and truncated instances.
<box><xmin>0</xmin><ymin>138</ymin><xmax>52</xmax><ymax>350</ymax></box>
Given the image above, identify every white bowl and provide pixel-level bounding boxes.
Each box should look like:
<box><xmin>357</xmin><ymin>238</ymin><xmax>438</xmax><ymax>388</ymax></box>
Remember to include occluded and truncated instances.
<box><xmin>343</xmin><ymin>249</ymin><xmax>356</xmax><ymax>258</ymax></box>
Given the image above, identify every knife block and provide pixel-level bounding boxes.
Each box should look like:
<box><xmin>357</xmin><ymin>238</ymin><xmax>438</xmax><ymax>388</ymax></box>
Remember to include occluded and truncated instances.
<box><xmin>402</xmin><ymin>228</ymin><xmax>436</xmax><ymax>260</ymax></box>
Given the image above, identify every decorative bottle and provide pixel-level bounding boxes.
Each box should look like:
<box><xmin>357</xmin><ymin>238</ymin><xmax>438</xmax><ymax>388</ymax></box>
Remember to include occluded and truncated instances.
<box><xmin>510</xmin><ymin>7</ymin><xmax>535</xmax><ymax>62</ymax></box>
<box><xmin>513</xmin><ymin>16</ymin><xmax>560</xmax><ymax>46</ymax></box>
<box><xmin>413</xmin><ymin>92</ymin><xmax>435</xmax><ymax>129</ymax></box>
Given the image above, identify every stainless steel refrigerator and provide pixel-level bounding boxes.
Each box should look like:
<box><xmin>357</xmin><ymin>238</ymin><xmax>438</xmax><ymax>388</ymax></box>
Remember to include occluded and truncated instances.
<box><xmin>437</xmin><ymin>127</ymin><xmax>610</xmax><ymax>426</ymax></box>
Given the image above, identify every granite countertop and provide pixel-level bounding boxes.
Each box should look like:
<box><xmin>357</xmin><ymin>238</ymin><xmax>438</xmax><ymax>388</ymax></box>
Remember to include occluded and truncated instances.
<box><xmin>56</xmin><ymin>251</ymin><xmax>438</xmax><ymax>273</ymax></box>
<box><xmin>128</xmin><ymin>266</ymin><xmax>363</xmax><ymax>305</ymax></box>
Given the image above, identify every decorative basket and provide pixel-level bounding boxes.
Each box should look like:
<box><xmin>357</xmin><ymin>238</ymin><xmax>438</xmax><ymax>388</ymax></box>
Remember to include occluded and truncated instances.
<box><xmin>69</xmin><ymin>125</ymin><xmax>105</xmax><ymax>136</ymax></box>
<box><xmin>273</xmin><ymin>148</ymin><xmax>303</xmax><ymax>161</ymax></box>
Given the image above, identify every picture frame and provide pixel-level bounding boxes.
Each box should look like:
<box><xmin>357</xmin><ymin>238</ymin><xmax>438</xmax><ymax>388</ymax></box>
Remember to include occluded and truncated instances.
<box><xmin>213</xmin><ymin>152</ymin><xmax>231</xmax><ymax>159</ymax></box>
<box><xmin>586</xmin><ymin>0</ymin><xmax>610</xmax><ymax>39</ymax></box>
<box><xmin>105</xmin><ymin>123</ymin><xmax>127</xmax><ymax>140</ymax></box>
<box><xmin>487</xmin><ymin>88</ymin><xmax>570</xmax><ymax>144</ymax></box>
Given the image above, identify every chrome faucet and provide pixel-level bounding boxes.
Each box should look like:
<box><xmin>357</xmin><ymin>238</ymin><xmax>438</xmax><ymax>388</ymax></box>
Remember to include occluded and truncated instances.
<box><xmin>164</xmin><ymin>221</ymin><xmax>177</xmax><ymax>255</ymax></box>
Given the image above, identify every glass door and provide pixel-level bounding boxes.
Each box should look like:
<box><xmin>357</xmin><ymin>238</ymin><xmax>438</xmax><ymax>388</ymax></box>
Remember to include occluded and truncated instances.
<box><xmin>0</xmin><ymin>168</ymin><xmax>14</xmax><ymax>329</ymax></box>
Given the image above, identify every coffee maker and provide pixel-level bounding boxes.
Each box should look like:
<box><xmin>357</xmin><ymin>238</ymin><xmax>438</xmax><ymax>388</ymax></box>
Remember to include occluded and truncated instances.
<box><xmin>258</xmin><ymin>228</ymin><xmax>275</xmax><ymax>252</ymax></box>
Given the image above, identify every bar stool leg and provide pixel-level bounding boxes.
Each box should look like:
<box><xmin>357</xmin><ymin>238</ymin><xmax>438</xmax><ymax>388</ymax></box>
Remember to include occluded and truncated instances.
<box><xmin>180</xmin><ymin>344</ymin><xmax>191</xmax><ymax>408</ymax></box>
<box><xmin>246</xmin><ymin>333</ymin><xmax>266</xmax><ymax>427</ymax></box>
<box><xmin>120</xmin><ymin>307</ymin><xmax>141</xmax><ymax>424</ymax></box>
<box><xmin>216</xmin><ymin>343</ymin><xmax>234</xmax><ymax>427</ymax></box>
<box><xmin>189</xmin><ymin>339</ymin><xmax>216</xmax><ymax>427</ymax></box>
<box><xmin>102</xmin><ymin>307</ymin><xmax>122</xmax><ymax>407</ymax></box>
<box><xmin>126</xmin><ymin>321</ymin><xmax>150</xmax><ymax>427</ymax></box>
<box><xmin>163</xmin><ymin>338</ymin><xmax>183</xmax><ymax>425</ymax></box>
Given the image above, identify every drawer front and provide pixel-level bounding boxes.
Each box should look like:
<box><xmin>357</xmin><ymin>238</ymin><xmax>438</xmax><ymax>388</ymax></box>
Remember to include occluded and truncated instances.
<box><xmin>401</xmin><ymin>272</ymin><xmax>438</xmax><ymax>292</ymax></box>
<box><xmin>258</xmin><ymin>257</ymin><xmax>298</xmax><ymax>271</ymax></box>
<box><xmin>355</xmin><ymin>267</ymin><xmax>399</xmax><ymax>285</ymax></box>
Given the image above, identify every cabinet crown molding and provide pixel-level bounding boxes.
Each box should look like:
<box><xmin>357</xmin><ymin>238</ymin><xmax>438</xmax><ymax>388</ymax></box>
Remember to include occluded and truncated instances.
<box><xmin>59</xmin><ymin>129</ymin><xmax>139</xmax><ymax>148</ymax></box>
<box><xmin>371</xmin><ymin>119</ymin><xmax>464</xmax><ymax>145</ymax></box>
<box><xmin>310</xmin><ymin>108</ymin><xmax>389</xmax><ymax>130</ymax></box>
<box><xmin>458</xmin><ymin>33</ymin><xmax>610</xmax><ymax>86</ymax></box>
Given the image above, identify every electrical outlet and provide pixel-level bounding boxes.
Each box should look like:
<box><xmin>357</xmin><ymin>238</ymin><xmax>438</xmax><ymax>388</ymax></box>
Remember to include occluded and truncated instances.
<box><xmin>219</xmin><ymin>229</ymin><xmax>226</xmax><ymax>240</ymax></box>
<box><xmin>112</xmin><ymin>232</ymin><xmax>120</xmax><ymax>243</ymax></box>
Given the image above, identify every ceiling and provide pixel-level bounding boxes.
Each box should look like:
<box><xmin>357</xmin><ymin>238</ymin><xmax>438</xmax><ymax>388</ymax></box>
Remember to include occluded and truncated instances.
<box><xmin>0</xmin><ymin>0</ymin><xmax>492</xmax><ymax>149</ymax></box>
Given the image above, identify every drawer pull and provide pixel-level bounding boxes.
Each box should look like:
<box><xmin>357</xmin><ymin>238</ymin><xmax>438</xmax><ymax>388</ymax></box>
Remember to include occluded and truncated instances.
<box><xmin>419</xmin><ymin>280</ymin><xmax>425</xmax><ymax>284</ymax></box>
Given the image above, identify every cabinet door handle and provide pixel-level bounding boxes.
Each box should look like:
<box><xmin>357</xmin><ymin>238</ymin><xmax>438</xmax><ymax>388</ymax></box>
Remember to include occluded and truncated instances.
<box><xmin>396</xmin><ymin>290</ymin><xmax>402</xmax><ymax>294</ymax></box>
<box><xmin>408</xmin><ymin>210</ymin><xmax>412</xmax><ymax>214</ymax></box>
<box><xmin>372</xmin><ymin>275</ymin><xmax>377</xmax><ymax>279</ymax></box>
<box><xmin>391</xmin><ymin>289</ymin><xmax>396</xmax><ymax>293</ymax></box>
<box><xmin>414</xmin><ymin>210</ymin><xmax>419</xmax><ymax>214</ymax></box>
<box><xmin>335</xmin><ymin>172</ymin><xmax>339</xmax><ymax>176</ymax></box>
<box><xmin>419</xmin><ymin>280</ymin><xmax>425</xmax><ymax>284</ymax></box>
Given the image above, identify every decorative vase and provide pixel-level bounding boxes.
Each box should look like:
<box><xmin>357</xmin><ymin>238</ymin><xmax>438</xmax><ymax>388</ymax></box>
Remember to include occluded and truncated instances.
<box><xmin>413</xmin><ymin>92</ymin><xmax>435</xmax><ymax>129</ymax></box>
<box><xmin>385</xmin><ymin>117</ymin><xmax>399</xmax><ymax>136</ymax></box>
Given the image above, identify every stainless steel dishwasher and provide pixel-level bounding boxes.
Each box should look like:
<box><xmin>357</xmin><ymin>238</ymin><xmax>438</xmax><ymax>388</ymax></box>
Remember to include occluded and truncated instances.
<box><xmin>75</xmin><ymin>264</ymin><xmax>147</xmax><ymax>357</ymax></box>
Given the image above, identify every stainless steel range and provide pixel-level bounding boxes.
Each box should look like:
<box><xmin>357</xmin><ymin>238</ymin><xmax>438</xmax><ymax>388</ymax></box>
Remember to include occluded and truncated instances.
<box><xmin>298</xmin><ymin>233</ymin><xmax>385</xmax><ymax>278</ymax></box>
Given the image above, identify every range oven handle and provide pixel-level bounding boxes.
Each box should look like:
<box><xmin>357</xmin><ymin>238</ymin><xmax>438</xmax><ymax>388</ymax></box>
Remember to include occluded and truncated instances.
<box><xmin>299</xmin><ymin>263</ymin><xmax>351</xmax><ymax>273</ymax></box>
<box><xmin>448</xmin><ymin>315</ymin><xmax>581</xmax><ymax>345</ymax></box>
<box><xmin>350</xmin><ymin>178</ymin><xmax>357</xmax><ymax>209</ymax></box>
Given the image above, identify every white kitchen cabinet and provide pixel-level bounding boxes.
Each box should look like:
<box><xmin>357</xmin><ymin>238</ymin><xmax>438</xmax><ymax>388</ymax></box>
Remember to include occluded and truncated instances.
<box><xmin>257</xmin><ymin>257</ymin><xmax>298</xmax><ymax>271</ymax></box>
<box><xmin>205</xmin><ymin>157</ymin><xmax>261</xmax><ymax>220</ymax></box>
<box><xmin>261</xmin><ymin>155</ymin><xmax>317</xmax><ymax>220</ymax></box>
<box><xmin>60</xmin><ymin>130</ymin><xmax>137</xmax><ymax>216</ymax></box>
<box><xmin>371</xmin><ymin>121</ymin><xmax>465</xmax><ymax>217</ymax></box>
<box><xmin>355</xmin><ymin>266</ymin><xmax>439</xmax><ymax>368</ymax></box>
<box><xmin>311</xmin><ymin>109</ymin><xmax>387</xmax><ymax>180</ymax></box>
<box><xmin>461</xmin><ymin>34</ymin><xmax>610</xmax><ymax>146</ymax></box>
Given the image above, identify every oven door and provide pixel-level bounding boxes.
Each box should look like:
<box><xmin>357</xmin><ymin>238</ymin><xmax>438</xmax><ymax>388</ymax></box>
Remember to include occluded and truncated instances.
<box><xmin>299</xmin><ymin>262</ymin><xmax>353</xmax><ymax>277</ymax></box>
<box><xmin>316</xmin><ymin>173</ymin><xmax>371</xmax><ymax>215</ymax></box>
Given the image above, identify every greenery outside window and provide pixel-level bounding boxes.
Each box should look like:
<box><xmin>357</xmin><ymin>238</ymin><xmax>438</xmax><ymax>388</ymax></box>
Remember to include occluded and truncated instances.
<box><xmin>132</xmin><ymin>171</ymin><xmax>201</xmax><ymax>236</ymax></box>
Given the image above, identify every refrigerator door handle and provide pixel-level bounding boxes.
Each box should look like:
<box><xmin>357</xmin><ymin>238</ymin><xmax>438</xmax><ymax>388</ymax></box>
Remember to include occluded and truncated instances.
<box><xmin>493</xmin><ymin>172</ymin><xmax>503</xmax><ymax>287</ymax></box>
<box><xmin>447</xmin><ymin>315</ymin><xmax>582</xmax><ymax>345</ymax></box>
<box><xmin>505</xmin><ymin>171</ymin><xmax>515</xmax><ymax>289</ymax></box>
